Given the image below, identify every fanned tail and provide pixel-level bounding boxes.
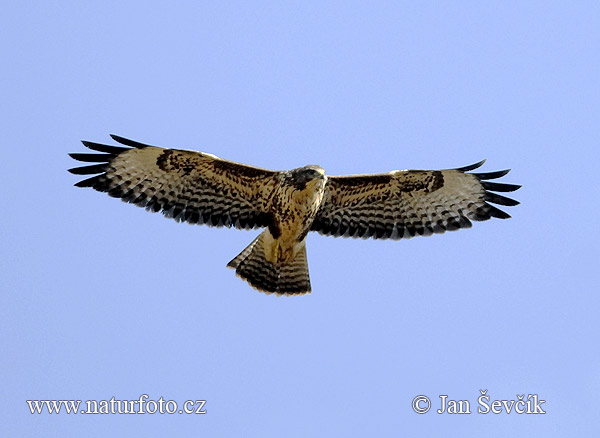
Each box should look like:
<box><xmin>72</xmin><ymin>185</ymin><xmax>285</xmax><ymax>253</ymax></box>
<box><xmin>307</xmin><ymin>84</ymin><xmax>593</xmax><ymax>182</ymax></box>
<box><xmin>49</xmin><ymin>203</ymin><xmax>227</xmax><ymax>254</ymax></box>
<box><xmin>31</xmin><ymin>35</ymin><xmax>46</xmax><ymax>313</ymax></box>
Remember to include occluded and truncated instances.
<box><xmin>227</xmin><ymin>231</ymin><xmax>311</xmax><ymax>296</ymax></box>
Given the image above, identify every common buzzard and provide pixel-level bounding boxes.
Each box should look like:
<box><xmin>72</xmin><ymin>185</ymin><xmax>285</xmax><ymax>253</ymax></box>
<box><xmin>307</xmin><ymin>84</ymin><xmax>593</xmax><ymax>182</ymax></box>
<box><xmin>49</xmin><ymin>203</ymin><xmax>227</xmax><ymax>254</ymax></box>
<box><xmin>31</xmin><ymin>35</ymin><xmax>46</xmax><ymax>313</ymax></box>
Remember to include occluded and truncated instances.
<box><xmin>69</xmin><ymin>135</ymin><xmax>520</xmax><ymax>295</ymax></box>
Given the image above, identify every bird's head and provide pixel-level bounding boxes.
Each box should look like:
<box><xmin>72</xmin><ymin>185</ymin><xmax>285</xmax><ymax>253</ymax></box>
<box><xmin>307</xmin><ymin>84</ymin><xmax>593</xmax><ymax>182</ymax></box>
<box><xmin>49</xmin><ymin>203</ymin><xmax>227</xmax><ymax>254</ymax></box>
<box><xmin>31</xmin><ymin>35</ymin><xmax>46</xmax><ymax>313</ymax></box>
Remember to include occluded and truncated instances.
<box><xmin>289</xmin><ymin>165</ymin><xmax>326</xmax><ymax>190</ymax></box>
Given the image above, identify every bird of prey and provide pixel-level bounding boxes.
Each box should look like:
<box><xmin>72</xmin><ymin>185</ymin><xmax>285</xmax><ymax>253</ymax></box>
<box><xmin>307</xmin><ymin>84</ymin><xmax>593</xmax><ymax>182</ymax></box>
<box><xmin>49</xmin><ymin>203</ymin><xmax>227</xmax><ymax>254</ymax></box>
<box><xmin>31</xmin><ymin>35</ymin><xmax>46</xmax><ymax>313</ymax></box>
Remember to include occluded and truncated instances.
<box><xmin>69</xmin><ymin>135</ymin><xmax>520</xmax><ymax>296</ymax></box>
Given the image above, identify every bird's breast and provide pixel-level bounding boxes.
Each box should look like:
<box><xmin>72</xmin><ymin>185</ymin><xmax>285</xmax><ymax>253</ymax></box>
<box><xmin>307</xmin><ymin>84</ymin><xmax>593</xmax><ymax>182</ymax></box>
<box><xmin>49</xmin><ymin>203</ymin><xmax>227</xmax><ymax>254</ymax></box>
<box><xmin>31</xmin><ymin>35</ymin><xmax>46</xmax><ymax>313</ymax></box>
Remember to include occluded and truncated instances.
<box><xmin>266</xmin><ymin>179</ymin><xmax>326</xmax><ymax>263</ymax></box>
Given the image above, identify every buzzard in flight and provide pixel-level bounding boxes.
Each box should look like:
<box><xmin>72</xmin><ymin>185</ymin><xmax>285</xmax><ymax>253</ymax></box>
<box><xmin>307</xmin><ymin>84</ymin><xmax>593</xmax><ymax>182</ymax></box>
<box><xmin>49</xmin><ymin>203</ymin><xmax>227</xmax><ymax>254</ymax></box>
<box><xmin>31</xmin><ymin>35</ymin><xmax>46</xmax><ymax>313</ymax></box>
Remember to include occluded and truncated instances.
<box><xmin>69</xmin><ymin>135</ymin><xmax>520</xmax><ymax>296</ymax></box>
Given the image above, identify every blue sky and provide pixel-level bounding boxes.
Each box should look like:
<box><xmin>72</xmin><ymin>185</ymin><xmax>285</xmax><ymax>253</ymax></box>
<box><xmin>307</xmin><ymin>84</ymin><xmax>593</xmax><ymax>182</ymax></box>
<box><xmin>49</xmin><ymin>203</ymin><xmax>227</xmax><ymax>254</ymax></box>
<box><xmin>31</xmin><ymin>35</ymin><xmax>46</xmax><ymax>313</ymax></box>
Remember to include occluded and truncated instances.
<box><xmin>2</xmin><ymin>1</ymin><xmax>599</xmax><ymax>436</ymax></box>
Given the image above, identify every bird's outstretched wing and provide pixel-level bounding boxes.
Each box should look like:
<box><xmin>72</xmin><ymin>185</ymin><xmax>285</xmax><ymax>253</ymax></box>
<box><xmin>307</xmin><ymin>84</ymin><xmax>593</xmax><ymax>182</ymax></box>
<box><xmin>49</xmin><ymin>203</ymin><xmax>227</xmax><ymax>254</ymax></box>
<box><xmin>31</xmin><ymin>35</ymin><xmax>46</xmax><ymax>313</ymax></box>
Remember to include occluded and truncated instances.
<box><xmin>69</xmin><ymin>135</ymin><xmax>278</xmax><ymax>229</ymax></box>
<box><xmin>311</xmin><ymin>160</ymin><xmax>520</xmax><ymax>240</ymax></box>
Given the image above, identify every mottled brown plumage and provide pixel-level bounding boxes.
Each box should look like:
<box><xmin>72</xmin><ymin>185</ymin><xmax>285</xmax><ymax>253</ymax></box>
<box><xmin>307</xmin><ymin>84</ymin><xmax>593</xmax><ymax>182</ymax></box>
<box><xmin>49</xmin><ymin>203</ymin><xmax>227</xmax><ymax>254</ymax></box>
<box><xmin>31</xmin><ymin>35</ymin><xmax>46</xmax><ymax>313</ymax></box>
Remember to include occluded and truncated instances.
<box><xmin>69</xmin><ymin>135</ymin><xmax>520</xmax><ymax>296</ymax></box>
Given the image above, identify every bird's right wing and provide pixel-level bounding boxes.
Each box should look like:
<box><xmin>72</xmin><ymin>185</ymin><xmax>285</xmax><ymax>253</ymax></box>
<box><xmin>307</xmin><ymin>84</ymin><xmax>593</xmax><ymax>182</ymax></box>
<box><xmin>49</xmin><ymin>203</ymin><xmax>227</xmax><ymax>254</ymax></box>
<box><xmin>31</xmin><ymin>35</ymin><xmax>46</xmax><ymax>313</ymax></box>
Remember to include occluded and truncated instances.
<box><xmin>312</xmin><ymin>160</ymin><xmax>520</xmax><ymax>240</ymax></box>
<box><xmin>69</xmin><ymin>135</ymin><xmax>279</xmax><ymax>229</ymax></box>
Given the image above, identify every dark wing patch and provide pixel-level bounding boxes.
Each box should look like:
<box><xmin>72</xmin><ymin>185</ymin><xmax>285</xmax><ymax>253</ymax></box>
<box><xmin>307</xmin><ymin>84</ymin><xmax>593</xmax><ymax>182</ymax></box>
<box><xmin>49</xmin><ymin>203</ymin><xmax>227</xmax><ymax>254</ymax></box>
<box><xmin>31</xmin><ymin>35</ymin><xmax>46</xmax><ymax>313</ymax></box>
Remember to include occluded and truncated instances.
<box><xmin>211</xmin><ymin>159</ymin><xmax>278</xmax><ymax>179</ymax></box>
<box><xmin>68</xmin><ymin>135</ymin><xmax>279</xmax><ymax>230</ymax></box>
<box><xmin>312</xmin><ymin>160</ymin><xmax>520</xmax><ymax>240</ymax></box>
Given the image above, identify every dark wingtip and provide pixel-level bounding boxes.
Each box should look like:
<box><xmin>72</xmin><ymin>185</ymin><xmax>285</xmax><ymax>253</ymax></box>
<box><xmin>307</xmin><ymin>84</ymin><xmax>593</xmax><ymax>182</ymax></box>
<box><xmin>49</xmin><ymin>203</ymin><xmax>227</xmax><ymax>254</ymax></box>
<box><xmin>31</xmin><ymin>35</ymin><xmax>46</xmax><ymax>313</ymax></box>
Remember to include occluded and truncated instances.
<box><xmin>473</xmin><ymin>169</ymin><xmax>511</xmax><ymax>180</ymax></box>
<box><xmin>110</xmin><ymin>134</ymin><xmax>151</xmax><ymax>148</ymax></box>
<box><xmin>484</xmin><ymin>192</ymin><xmax>520</xmax><ymax>206</ymax></box>
<box><xmin>73</xmin><ymin>175</ymin><xmax>104</xmax><ymax>188</ymax></box>
<box><xmin>67</xmin><ymin>164</ymin><xmax>107</xmax><ymax>175</ymax></box>
<box><xmin>81</xmin><ymin>140</ymin><xmax>129</xmax><ymax>154</ymax></box>
<box><xmin>69</xmin><ymin>152</ymin><xmax>114</xmax><ymax>162</ymax></box>
<box><xmin>487</xmin><ymin>204</ymin><xmax>512</xmax><ymax>219</ymax></box>
<box><xmin>481</xmin><ymin>181</ymin><xmax>521</xmax><ymax>193</ymax></box>
<box><xmin>455</xmin><ymin>159</ymin><xmax>486</xmax><ymax>172</ymax></box>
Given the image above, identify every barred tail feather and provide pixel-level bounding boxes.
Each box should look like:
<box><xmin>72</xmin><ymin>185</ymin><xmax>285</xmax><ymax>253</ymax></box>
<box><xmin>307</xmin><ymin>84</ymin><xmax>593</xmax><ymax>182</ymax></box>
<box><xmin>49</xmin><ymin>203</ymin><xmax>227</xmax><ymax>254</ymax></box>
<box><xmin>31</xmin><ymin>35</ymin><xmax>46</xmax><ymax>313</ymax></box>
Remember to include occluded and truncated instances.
<box><xmin>278</xmin><ymin>245</ymin><xmax>310</xmax><ymax>295</ymax></box>
<box><xmin>227</xmin><ymin>232</ymin><xmax>311</xmax><ymax>296</ymax></box>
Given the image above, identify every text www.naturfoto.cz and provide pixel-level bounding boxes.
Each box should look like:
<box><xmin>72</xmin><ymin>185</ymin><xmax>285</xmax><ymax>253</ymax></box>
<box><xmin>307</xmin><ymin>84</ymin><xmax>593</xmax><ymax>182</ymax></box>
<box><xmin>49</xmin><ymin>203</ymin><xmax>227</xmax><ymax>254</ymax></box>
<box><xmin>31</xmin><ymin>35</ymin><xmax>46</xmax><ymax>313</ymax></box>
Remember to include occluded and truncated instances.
<box><xmin>26</xmin><ymin>395</ymin><xmax>207</xmax><ymax>415</ymax></box>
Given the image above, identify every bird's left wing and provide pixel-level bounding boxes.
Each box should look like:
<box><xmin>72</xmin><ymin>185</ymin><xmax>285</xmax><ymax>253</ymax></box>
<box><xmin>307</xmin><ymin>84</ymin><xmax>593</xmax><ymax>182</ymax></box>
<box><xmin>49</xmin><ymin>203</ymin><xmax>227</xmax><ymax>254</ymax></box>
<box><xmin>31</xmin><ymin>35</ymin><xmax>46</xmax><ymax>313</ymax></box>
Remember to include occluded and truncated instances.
<box><xmin>69</xmin><ymin>135</ymin><xmax>278</xmax><ymax>229</ymax></box>
<box><xmin>312</xmin><ymin>160</ymin><xmax>520</xmax><ymax>240</ymax></box>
